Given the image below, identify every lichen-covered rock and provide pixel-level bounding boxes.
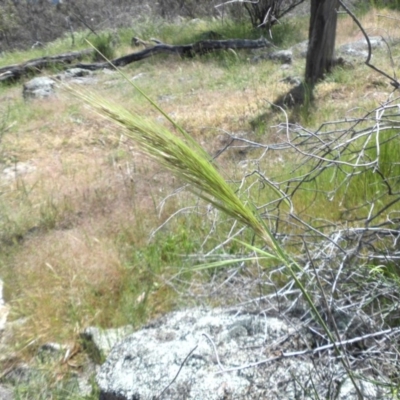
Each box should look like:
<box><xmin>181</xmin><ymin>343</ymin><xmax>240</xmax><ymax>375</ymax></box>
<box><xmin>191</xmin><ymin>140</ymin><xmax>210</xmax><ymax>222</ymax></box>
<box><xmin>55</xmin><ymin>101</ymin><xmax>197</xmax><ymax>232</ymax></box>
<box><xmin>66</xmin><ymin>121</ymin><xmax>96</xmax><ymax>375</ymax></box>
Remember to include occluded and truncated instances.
<box><xmin>23</xmin><ymin>77</ymin><xmax>56</xmax><ymax>99</ymax></box>
<box><xmin>62</xmin><ymin>68</ymin><xmax>92</xmax><ymax>78</ymax></box>
<box><xmin>97</xmin><ymin>308</ymin><xmax>298</xmax><ymax>399</ymax></box>
<box><xmin>56</xmin><ymin>68</ymin><xmax>97</xmax><ymax>85</ymax></box>
<box><xmin>268</xmin><ymin>49</ymin><xmax>293</xmax><ymax>64</ymax></box>
<box><xmin>338</xmin><ymin>36</ymin><xmax>385</xmax><ymax>59</ymax></box>
<box><xmin>288</xmin><ymin>36</ymin><xmax>386</xmax><ymax>62</ymax></box>
<box><xmin>96</xmin><ymin>308</ymin><xmax>390</xmax><ymax>400</ymax></box>
<box><xmin>251</xmin><ymin>49</ymin><xmax>293</xmax><ymax>64</ymax></box>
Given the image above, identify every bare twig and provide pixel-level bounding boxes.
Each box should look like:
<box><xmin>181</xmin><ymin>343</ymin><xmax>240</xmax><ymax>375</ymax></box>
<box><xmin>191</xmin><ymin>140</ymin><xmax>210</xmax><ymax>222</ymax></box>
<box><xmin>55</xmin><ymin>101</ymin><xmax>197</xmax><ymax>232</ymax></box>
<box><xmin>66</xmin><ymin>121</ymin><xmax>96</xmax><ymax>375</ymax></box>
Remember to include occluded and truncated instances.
<box><xmin>216</xmin><ymin>327</ymin><xmax>400</xmax><ymax>374</ymax></box>
<box><xmin>202</xmin><ymin>333</ymin><xmax>225</xmax><ymax>372</ymax></box>
<box><xmin>155</xmin><ymin>345</ymin><xmax>198</xmax><ymax>399</ymax></box>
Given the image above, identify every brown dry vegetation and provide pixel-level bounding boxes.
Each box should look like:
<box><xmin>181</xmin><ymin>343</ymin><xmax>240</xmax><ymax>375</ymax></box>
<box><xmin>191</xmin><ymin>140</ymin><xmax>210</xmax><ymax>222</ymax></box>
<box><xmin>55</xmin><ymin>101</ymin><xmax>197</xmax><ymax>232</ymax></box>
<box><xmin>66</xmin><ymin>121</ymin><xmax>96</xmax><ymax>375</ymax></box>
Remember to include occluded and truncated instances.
<box><xmin>0</xmin><ymin>6</ymin><xmax>400</xmax><ymax>369</ymax></box>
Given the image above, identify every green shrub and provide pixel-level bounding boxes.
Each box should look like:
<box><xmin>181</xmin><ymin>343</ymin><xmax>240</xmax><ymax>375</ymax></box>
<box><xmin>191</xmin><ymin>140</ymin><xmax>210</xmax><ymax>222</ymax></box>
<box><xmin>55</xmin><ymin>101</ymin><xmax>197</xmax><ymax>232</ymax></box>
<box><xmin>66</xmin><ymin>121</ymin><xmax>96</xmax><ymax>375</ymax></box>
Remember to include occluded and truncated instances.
<box><xmin>270</xmin><ymin>19</ymin><xmax>306</xmax><ymax>47</ymax></box>
<box><xmin>91</xmin><ymin>33</ymin><xmax>116</xmax><ymax>62</ymax></box>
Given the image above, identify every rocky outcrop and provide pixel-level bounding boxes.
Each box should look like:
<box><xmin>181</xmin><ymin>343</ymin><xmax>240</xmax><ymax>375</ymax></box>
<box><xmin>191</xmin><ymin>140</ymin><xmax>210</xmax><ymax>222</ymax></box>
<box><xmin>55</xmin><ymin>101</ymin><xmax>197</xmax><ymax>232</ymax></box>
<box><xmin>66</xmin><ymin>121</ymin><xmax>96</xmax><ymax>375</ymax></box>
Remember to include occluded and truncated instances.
<box><xmin>96</xmin><ymin>308</ymin><xmax>391</xmax><ymax>400</ymax></box>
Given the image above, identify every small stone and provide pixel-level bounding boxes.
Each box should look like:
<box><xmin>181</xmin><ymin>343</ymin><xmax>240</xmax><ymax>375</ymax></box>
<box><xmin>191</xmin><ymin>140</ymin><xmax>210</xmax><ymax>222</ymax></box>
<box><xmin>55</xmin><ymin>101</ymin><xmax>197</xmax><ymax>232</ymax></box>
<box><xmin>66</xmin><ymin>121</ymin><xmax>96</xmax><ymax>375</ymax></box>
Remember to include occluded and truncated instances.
<box><xmin>280</xmin><ymin>76</ymin><xmax>302</xmax><ymax>86</ymax></box>
<box><xmin>1</xmin><ymin>162</ymin><xmax>36</xmax><ymax>181</ymax></box>
<box><xmin>268</xmin><ymin>49</ymin><xmax>293</xmax><ymax>64</ymax></box>
<box><xmin>63</xmin><ymin>68</ymin><xmax>92</xmax><ymax>79</ymax></box>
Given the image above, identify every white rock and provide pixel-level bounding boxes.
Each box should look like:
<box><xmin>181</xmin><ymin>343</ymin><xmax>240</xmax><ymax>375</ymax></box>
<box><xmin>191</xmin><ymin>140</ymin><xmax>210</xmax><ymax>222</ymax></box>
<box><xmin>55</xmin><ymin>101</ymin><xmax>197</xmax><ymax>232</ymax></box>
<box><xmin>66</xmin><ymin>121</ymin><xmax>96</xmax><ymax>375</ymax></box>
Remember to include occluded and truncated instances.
<box><xmin>23</xmin><ymin>77</ymin><xmax>56</xmax><ymax>99</ymax></box>
<box><xmin>0</xmin><ymin>162</ymin><xmax>36</xmax><ymax>181</ymax></box>
<box><xmin>97</xmin><ymin>308</ymin><xmax>393</xmax><ymax>400</ymax></box>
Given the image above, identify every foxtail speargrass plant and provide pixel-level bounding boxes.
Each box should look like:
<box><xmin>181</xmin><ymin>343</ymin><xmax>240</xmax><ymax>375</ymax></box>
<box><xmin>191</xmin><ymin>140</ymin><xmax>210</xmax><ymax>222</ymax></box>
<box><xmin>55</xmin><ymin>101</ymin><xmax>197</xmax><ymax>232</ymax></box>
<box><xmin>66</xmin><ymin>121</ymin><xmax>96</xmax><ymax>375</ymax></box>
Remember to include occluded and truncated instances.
<box><xmin>66</xmin><ymin>60</ymin><xmax>363</xmax><ymax>396</ymax></box>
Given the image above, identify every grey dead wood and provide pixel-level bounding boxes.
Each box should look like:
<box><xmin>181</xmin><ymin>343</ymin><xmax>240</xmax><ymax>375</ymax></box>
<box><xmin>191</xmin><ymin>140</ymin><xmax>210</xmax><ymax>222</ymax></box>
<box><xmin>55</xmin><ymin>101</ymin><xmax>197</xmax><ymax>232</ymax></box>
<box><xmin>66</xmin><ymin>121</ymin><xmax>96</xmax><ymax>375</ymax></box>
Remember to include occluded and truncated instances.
<box><xmin>75</xmin><ymin>38</ymin><xmax>274</xmax><ymax>70</ymax></box>
<box><xmin>0</xmin><ymin>39</ymin><xmax>273</xmax><ymax>84</ymax></box>
<box><xmin>0</xmin><ymin>50</ymin><xmax>92</xmax><ymax>83</ymax></box>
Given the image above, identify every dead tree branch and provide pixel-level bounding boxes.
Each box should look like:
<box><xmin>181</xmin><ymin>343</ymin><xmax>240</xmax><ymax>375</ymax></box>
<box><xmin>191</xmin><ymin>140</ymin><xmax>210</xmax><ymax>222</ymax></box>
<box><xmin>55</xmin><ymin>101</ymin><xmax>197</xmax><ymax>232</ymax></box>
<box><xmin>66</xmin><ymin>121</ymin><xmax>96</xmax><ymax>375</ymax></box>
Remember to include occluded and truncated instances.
<box><xmin>339</xmin><ymin>0</ymin><xmax>400</xmax><ymax>89</ymax></box>
<box><xmin>76</xmin><ymin>37</ymin><xmax>273</xmax><ymax>69</ymax></box>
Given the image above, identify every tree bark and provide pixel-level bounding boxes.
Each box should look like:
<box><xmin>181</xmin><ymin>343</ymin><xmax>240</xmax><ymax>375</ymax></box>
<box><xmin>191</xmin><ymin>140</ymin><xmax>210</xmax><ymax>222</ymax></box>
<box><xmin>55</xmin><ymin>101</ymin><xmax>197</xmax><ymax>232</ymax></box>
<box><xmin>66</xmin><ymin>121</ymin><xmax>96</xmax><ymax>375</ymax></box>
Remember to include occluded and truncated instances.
<box><xmin>305</xmin><ymin>0</ymin><xmax>340</xmax><ymax>86</ymax></box>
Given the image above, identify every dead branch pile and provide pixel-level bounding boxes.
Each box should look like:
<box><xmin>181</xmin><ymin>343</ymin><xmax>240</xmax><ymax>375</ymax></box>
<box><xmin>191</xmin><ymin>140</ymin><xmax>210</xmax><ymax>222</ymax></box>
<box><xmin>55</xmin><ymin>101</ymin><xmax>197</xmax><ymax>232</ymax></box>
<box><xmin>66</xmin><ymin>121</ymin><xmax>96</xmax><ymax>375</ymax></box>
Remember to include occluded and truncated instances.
<box><xmin>161</xmin><ymin>96</ymin><xmax>400</xmax><ymax>391</ymax></box>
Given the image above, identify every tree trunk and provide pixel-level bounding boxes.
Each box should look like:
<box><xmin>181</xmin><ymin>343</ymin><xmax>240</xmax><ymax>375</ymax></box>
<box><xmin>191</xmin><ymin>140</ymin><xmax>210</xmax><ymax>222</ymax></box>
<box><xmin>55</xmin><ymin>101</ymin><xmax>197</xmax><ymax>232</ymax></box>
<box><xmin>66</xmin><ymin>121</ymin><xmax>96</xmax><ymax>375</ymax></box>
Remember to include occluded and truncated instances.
<box><xmin>305</xmin><ymin>0</ymin><xmax>340</xmax><ymax>86</ymax></box>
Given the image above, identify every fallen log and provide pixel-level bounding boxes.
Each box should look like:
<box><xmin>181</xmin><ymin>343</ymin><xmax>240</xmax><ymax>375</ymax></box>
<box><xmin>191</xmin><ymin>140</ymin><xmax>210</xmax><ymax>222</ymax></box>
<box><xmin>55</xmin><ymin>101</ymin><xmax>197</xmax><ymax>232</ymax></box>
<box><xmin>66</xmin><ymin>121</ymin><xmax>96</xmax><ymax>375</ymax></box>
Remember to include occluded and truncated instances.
<box><xmin>0</xmin><ymin>49</ymin><xmax>92</xmax><ymax>83</ymax></box>
<box><xmin>0</xmin><ymin>38</ymin><xmax>273</xmax><ymax>82</ymax></box>
<box><xmin>76</xmin><ymin>38</ymin><xmax>274</xmax><ymax>70</ymax></box>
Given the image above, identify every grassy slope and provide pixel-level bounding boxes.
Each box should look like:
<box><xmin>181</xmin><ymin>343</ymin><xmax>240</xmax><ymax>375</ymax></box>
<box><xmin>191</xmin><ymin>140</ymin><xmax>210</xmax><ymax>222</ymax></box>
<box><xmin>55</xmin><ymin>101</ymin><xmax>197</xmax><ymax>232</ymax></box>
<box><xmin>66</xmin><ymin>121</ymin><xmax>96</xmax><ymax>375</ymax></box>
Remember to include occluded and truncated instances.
<box><xmin>0</xmin><ymin>7</ymin><xmax>400</xmax><ymax>396</ymax></box>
